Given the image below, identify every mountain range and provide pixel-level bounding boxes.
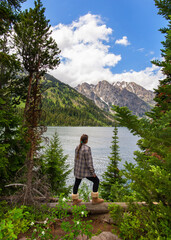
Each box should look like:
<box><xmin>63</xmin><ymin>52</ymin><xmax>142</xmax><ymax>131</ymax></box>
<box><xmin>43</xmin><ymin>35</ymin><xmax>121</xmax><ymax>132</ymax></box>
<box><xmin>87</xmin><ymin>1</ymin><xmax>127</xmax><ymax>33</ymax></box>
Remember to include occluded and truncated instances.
<box><xmin>41</xmin><ymin>74</ymin><xmax>114</xmax><ymax>126</ymax></box>
<box><xmin>17</xmin><ymin>74</ymin><xmax>155</xmax><ymax>126</ymax></box>
<box><xmin>75</xmin><ymin>80</ymin><xmax>155</xmax><ymax>117</ymax></box>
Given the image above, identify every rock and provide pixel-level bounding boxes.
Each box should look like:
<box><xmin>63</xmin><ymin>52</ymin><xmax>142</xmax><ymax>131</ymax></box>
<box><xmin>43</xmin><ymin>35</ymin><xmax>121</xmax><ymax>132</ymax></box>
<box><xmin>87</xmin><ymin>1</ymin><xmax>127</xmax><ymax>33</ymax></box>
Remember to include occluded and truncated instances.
<box><xmin>91</xmin><ymin>231</ymin><xmax>121</xmax><ymax>240</ymax></box>
<box><xmin>76</xmin><ymin>234</ymin><xmax>89</xmax><ymax>240</ymax></box>
<box><xmin>97</xmin><ymin>213</ymin><xmax>114</xmax><ymax>224</ymax></box>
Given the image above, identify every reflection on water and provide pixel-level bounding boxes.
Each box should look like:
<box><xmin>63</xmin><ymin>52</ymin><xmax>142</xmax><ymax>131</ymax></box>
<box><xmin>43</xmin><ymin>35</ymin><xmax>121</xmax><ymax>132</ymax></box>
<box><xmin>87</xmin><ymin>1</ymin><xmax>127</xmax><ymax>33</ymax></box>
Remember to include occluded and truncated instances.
<box><xmin>43</xmin><ymin>127</ymin><xmax>139</xmax><ymax>186</ymax></box>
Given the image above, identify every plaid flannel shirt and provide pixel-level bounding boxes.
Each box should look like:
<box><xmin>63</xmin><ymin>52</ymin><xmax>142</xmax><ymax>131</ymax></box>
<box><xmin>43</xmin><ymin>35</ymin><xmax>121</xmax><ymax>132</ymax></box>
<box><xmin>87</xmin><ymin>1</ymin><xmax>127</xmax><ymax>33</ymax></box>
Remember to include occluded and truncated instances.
<box><xmin>74</xmin><ymin>144</ymin><xmax>95</xmax><ymax>179</ymax></box>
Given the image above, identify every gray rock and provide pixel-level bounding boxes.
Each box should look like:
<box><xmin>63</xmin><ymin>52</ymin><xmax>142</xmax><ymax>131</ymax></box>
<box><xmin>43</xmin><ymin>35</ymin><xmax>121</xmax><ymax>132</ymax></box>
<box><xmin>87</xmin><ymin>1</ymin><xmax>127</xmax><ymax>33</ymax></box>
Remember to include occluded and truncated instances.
<box><xmin>91</xmin><ymin>231</ymin><xmax>121</xmax><ymax>240</ymax></box>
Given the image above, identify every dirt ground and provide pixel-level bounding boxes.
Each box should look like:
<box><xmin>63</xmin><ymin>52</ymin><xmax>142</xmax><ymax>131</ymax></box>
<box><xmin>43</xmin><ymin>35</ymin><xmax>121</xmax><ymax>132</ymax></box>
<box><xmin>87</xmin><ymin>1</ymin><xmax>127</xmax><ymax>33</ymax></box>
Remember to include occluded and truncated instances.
<box><xmin>18</xmin><ymin>214</ymin><xmax>118</xmax><ymax>239</ymax></box>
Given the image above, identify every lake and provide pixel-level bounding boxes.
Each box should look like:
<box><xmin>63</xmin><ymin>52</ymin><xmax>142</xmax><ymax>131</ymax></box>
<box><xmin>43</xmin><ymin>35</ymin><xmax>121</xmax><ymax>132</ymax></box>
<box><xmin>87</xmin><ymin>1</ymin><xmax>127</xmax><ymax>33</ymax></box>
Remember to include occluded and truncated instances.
<box><xmin>43</xmin><ymin>127</ymin><xmax>139</xmax><ymax>187</ymax></box>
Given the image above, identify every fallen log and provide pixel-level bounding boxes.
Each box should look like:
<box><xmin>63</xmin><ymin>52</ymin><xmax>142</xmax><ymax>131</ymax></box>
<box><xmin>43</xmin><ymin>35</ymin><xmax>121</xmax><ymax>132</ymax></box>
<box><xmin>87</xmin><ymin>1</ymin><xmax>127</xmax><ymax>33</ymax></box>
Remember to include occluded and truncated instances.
<box><xmin>47</xmin><ymin>201</ymin><xmax>149</xmax><ymax>214</ymax></box>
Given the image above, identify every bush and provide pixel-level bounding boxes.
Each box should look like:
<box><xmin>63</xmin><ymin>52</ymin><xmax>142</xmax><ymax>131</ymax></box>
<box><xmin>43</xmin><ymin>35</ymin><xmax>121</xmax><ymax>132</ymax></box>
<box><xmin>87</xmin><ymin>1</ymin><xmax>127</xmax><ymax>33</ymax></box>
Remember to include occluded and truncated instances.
<box><xmin>78</xmin><ymin>182</ymin><xmax>91</xmax><ymax>202</ymax></box>
<box><xmin>0</xmin><ymin>206</ymin><xmax>30</xmax><ymax>240</ymax></box>
<box><xmin>109</xmin><ymin>203</ymin><xmax>171</xmax><ymax>240</ymax></box>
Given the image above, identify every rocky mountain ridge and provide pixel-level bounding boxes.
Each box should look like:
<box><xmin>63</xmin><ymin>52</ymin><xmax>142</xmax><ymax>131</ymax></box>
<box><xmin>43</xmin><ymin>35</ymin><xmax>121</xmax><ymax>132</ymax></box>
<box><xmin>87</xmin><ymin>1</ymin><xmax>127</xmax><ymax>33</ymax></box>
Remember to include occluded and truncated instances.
<box><xmin>113</xmin><ymin>81</ymin><xmax>155</xmax><ymax>105</ymax></box>
<box><xmin>75</xmin><ymin>80</ymin><xmax>155</xmax><ymax>117</ymax></box>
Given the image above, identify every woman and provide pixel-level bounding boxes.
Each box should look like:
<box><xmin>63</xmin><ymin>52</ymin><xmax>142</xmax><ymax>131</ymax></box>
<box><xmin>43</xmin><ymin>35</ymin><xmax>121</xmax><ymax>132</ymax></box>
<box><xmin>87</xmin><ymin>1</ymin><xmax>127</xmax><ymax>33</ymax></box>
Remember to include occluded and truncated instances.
<box><xmin>72</xmin><ymin>134</ymin><xmax>104</xmax><ymax>205</ymax></box>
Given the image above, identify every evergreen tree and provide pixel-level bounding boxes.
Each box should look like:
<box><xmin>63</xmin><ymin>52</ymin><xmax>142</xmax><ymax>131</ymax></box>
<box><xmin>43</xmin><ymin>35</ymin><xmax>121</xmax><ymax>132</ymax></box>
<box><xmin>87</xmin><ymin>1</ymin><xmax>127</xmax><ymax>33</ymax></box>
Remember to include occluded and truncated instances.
<box><xmin>148</xmin><ymin>1</ymin><xmax>171</xmax><ymax>119</ymax></box>
<box><xmin>14</xmin><ymin>0</ymin><xmax>61</xmax><ymax>203</ymax></box>
<box><xmin>0</xmin><ymin>0</ymin><xmax>28</xmax><ymax>193</ymax></box>
<box><xmin>100</xmin><ymin>123</ymin><xmax>126</xmax><ymax>201</ymax></box>
<box><xmin>112</xmin><ymin>0</ymin><xmax>171</xmax><ymax>238</ymax></box>
<box><xmin>14</xmin><ymin>0</ymin><xmax>60</xmax><ymax>116</ymax></box>
<box><xmin>42</xmin><ymin>132</ymin><xmax>72</xmax><ymax>196</ymax></box>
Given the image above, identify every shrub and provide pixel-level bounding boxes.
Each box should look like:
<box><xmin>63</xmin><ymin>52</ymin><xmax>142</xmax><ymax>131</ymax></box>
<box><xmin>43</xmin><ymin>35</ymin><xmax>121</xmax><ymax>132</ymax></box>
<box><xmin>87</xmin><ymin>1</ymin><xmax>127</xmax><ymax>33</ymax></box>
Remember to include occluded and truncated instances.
<box><xmin>109</xmin><ymin>203</ymin><xmax>171</xmax><ymax>240</ymax></box>
<box><xmin>0</xmin><ymin>206</ymin><xmax>30</xmax><ymax>240</ymax></box>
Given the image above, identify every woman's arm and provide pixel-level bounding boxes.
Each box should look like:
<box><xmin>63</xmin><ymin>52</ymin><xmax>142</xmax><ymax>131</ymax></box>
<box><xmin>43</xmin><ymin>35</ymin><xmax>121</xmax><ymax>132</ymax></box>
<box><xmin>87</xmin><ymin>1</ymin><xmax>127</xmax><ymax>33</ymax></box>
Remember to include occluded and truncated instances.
<box><xmin>84</xmin><ymin>147</ymin><xmax>95</xmax><ymax>176</ymax></box>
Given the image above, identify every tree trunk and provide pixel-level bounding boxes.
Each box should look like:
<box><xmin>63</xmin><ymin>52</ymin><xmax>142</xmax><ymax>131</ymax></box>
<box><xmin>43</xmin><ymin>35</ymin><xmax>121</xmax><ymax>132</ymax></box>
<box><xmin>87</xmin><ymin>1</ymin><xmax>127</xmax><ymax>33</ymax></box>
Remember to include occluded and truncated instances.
<box><xmin>23</xmin><ymin>75</ymin><xmax>42</xmax><ymax>204</ymax></box>
<box><xmin>24</xmin><ymin>74</ymin><xmax>33</xmax><ymax>117</ymax></box>
<box><xmin>24</xmin><ymin>141</ymin><xmax>34</xmax><ymax>204</ymax></box>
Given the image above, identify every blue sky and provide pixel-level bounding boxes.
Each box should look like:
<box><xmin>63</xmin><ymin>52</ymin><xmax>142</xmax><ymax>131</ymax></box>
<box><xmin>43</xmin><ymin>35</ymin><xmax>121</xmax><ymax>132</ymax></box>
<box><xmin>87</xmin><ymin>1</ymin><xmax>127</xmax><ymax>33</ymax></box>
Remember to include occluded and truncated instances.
<box><xmin>21</xmin><ymin>0</ymin><xmax>166</xmax><ymax>90</ymax></box>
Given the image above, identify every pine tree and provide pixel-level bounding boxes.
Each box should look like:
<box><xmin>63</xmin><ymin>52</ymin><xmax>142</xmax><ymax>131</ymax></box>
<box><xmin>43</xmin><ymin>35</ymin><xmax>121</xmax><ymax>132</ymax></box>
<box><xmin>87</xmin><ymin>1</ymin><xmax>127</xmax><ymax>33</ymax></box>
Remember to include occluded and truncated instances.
<box><xmin>0</xmin><ymin>0</ymin><xmax>28</xmax><ymax>193</ymax></box>
<box><xmin>100</xmin><ymin>123</ymin><xmax>126</xmax><ymax>201</ymax></box>
<box><xmin>148</xmin><ymin>0</ymin><xmax>171</xmax><ymax>119</ymax></box>
<box><xmin>14</xmin><ymin>0</ymin><xmax>61</xmax><ymax>203</ymax></box>
<box><xmin>42</xmin><ymin>132</ymin><xmax>72</xmax><ymax>196</ymax></box>
<box><xmin>112</xmin><ymin>0</ymin><xmax>171</xmax><ymax>238</ymax></box>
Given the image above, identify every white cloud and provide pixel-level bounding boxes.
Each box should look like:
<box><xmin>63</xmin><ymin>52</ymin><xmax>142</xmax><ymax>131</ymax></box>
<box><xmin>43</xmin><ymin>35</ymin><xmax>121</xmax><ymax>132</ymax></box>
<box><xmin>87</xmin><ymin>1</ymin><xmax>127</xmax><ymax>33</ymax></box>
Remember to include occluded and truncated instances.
<box><xmin>49</xmin><ymin>13</ymin><xmax>163</xmax><ymax>90</ymax></box>
<box><xmin>115</xmin><ymin>36</ymin><xmax>130</xmax><ymax>46</ymax></box>
<box><xmin>49</xmin><ymin>13</ymin><xmax>121</xmax><ymax>86</ymax></box>
<box><xmin>111</xmin><ymin>64</ymin><xmax>164</xmax><ymax>90</ymax></box>
<box><xmin>137</xmin><ymin>48</ymin><xmax>144</xmax><ymax>52</ymax></box>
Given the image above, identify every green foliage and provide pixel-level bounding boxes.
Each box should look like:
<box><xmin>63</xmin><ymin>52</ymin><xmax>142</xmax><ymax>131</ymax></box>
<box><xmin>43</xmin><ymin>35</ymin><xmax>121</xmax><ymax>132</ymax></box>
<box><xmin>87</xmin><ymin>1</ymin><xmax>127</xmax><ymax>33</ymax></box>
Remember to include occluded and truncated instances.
<box><xmin>150</xmin><ymin>1</ymin><xmax>171</xmax><ymax>119</ymax></box>
<box><xmin>0</xmin><ymin>206</ymin><xmax>30</xmax><ymax>240</ymax></box>
<box><xmin>0</xmin><ymin>0</ymin><xmax>28</xmax><ymax>193</ymax></box>
<box><xmin>78</xmin><ymin>182</ymin><xmax>91</xmax><ymax>202</ymax></box>
<box><xmin>0</xmin><ymin>195</ymin><xmax>93</xmax><ymax>240</ymax></box>
<box><xmin>0</xmin><ymin>0</ymin><xmax>25</xmax><ymax>35</ymax></box>
<box><xmin>111</xmin><ymin>1</ymin><xmax>171</xmax><ymax>238</ymax></box>
<box><xmin>112</xmin><ymin>105</ymin><xmax>171</xmax><ymax>205</ymax></box>
<box><xmin>41</xmin><ymin>132</ymin><xmax>72</xmax><ymax>196</ymax></box>
<box><xmin>28</xmin><ymin>199</ymin><xmax>69</xmax><ymax>240</ymax></box>
<box><xmin>14</xmin><ymin>0</ymin><xmax>60</xmax><ymax>77</ymax></box>
<box><xmin>109</xmin><ymin>203</ymin><xmax>171</xmax><ymax>240</ymax></box>
<box><xmin>61</xmin><ymin>205</ymin><xmax>93</xmax><ymax>240</ymax></box>
<box><xmin>0</xmin><ymin>123</ymin><xmax>28</xmax><ymax>191</ymax></box>
<box><xmin>108</xmin><ymin>181</ymin><xmax>133</xmax><ymax>202</ymax></box>
<box><xmin>100</xmin><ymin>123</ymin><xmax>127</xmax><ymax>201</ymax></box>
<box><xmin>108</xmin><ymin>203</ymin><xmax>124</xmax><ymax>226</ymax></box>
<box><xmin>22</xmin><ymin>195</ymin><xmax>92</xmax><ymax>240</ymax></box>
<box><xmin>154</xmin><ymin>0</ymin><xmax>171</xmax><ymax>20</ymax></box>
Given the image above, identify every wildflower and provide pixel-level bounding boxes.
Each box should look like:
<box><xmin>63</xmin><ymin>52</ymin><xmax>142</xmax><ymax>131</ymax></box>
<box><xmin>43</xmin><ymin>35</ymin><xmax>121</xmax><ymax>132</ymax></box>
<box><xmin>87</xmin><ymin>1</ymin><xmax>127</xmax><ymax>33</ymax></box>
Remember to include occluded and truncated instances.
<box><xmin>33</xmin><ymin>229</ymin><xmax>37</xmax><ymax>232</ymax></box>
<box><xmin>44</xmin><ymin>220</ymin><xmax>47</xmax><ymax>224</ymax></box>
<box><xmin>42</xmin><ymin>230</ymin><xmax>45</xmax><ymax>235</ymax></box>
<box><xmin>62</xmin><ymin>197</ymin><xmax>66</xmax><ymax>201</ymax></box>
<box><xmin>30</xmin><ymin>222</ymin><xmax>34</xmax><ymax>226</ymax></box>
<box><xmin>81</xmin><ymin>211</ymin><xmax>84</xmax><ymax>216</ymax></box>
<box><xmin>76</xmin><ymin>221</ymin><xmax>80</xmax><ymax>225</ymax></box>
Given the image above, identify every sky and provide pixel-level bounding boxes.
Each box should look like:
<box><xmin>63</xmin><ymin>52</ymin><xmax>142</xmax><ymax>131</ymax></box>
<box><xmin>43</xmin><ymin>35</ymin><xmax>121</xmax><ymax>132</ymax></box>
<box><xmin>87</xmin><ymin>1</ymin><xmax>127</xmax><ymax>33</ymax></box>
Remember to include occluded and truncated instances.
<box><xmin>21</xmin><ymin>0</ymin><xmax>167</xmax><ymax>90</ymax></box>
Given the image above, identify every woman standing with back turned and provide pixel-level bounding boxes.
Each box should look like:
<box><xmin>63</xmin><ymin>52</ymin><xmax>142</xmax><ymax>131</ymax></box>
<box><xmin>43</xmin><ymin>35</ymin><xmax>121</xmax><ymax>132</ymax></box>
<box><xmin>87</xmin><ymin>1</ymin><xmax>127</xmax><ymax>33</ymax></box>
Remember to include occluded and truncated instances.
<box><xmin>72</xmin><ymin>134</ymin><xmax>104</xmax><ymax>205</ymax></box>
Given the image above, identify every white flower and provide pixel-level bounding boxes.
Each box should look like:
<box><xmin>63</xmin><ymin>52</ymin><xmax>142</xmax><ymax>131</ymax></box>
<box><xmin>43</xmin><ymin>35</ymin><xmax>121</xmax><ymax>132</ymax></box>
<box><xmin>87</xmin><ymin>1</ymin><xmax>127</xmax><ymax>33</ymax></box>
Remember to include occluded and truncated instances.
<box><xmin>81</xmin><ymin>211</ymin><xmax>84</xmax><ymax>216</ymax></box>
<box><xmin>62</xmin><ymin>197</ymin><xmax>66</xmax><ymax>201</ymax></box>
<box><xmin>30</xmin><ymin>222</ymin><xmax>34</xmax><ymax>226</ymax></box>
<box><xmin>44</xmin><ymin>220</ymin><xmax>47</xmax><ymax>224</ymax></box>
<box><xmin>33</xmin><ymin>229</ymin><xmax>37</xmax><ymax>232</ymax></box>
<box><xmin>42</xmin><ymin>230</ymin><xmax>45</xmax><ymax>235</ymax></box>
<box><xmin>76</xmin><ymin>221</ymin><xmax>80</xmax><ymax>225</ymax></box>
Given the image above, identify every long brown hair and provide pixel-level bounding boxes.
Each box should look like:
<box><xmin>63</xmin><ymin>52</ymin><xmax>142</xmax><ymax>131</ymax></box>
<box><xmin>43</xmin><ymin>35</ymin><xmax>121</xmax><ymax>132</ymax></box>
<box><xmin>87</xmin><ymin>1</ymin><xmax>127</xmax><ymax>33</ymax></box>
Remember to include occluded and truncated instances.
<box><xmin>76</xmin><ymin>134</ymin><xmax>88</xmax><ymax>159</ymax></box>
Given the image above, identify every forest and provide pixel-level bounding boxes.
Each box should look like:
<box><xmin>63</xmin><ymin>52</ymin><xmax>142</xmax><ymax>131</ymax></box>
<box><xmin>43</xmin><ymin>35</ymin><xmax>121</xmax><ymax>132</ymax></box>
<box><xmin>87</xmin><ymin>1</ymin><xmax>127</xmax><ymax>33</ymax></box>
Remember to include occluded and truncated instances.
<box><xmin>0</xmin><ymin>0</ymin><xmax>170</xmax><ymax>239</ymax></box>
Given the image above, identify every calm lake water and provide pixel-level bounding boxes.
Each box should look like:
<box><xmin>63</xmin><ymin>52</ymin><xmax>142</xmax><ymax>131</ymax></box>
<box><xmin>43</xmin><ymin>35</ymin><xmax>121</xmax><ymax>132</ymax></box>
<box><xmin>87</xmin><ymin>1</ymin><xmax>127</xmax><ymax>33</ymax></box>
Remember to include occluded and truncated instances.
<box><xmin>43</xmin><ymin>127</ymin><xmax>139</xmax><ymax>187</ymax></box>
